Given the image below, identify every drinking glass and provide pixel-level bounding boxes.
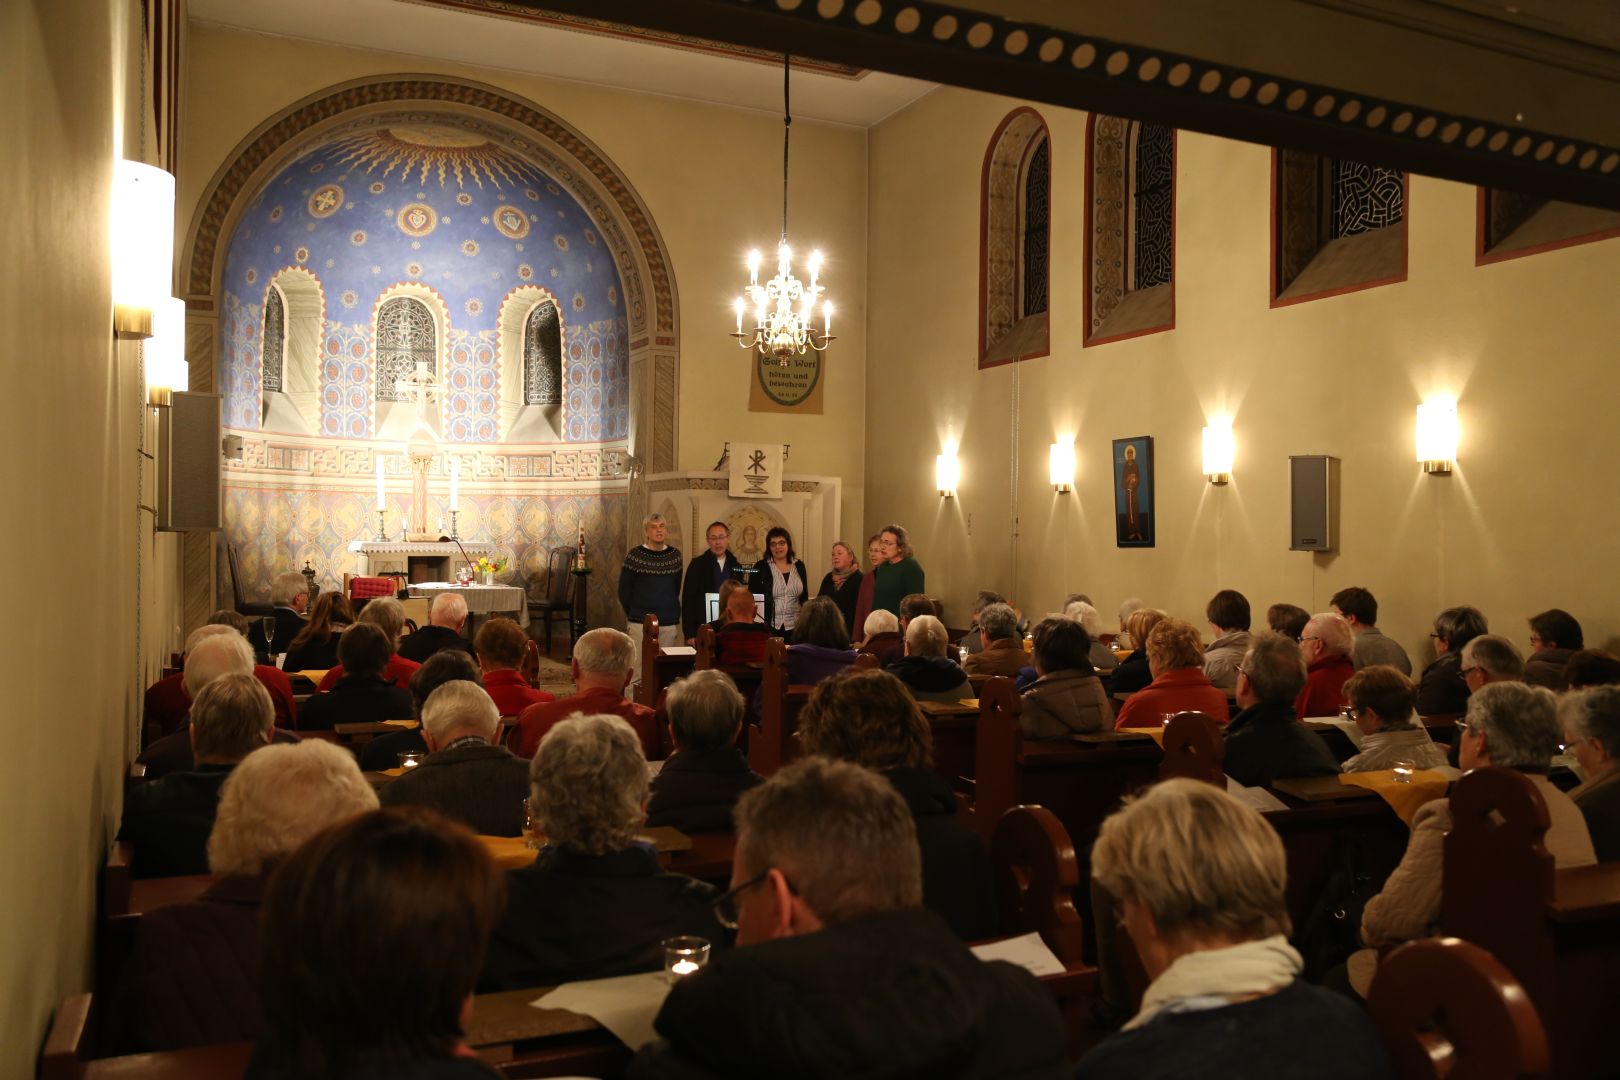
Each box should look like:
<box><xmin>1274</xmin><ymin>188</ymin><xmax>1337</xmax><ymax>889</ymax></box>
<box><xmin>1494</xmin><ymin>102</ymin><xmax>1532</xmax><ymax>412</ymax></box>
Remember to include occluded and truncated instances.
<box><xmin>1392</xmin><ymin>759</ymin><xmax>1416</xmax><ymax>784</ymax></box>
<box><xmin>260</xmin><ymin>615</ymin><xmax>277</xmax><ymax>655</ymax></box>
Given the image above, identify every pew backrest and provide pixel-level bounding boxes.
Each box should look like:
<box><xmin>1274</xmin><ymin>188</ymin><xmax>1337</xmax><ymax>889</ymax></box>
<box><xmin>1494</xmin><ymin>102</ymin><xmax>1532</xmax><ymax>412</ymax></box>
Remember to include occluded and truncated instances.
<box><xmin>989</xmin><ymin>804</ymin><xmax>1085</xmax><ymax>967</ymax></box>
<box><xmin>1159</xmin><ymin>711</ymin><xmax>1224</xmax><ymax>786</ymax></box>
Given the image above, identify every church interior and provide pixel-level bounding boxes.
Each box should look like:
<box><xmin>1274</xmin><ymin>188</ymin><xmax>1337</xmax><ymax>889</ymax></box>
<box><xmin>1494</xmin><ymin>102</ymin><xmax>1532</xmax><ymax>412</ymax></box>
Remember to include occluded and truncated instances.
<box><xmin>7</xmin><ymin>0</ymin><xmax>1620</xmax><ymax>1074</ymax></box>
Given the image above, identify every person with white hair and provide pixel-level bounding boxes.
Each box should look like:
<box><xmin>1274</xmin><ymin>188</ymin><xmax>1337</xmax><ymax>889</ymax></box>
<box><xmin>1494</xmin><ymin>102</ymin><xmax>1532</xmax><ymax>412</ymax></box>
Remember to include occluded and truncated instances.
<box><xmin>512</xmin><ymin>628</ymin><xmax>657</xmax><ymax>758</ymax></box>
<box><xmin>480</xmin><ymin>714</ymin><xmax>725</xmax><ymax>990</ymax></box>
<box><xmin>142</xmin><ymin>613</ymin><xmax>298</xmax><ymax>750</ymax></box>
<box><xmin>247</xmin><ymin>570</ymin><xmax>311</xmax><ymax>661</ymax></box>
<box><xmin>118</xmin><ymin>671</ymin><xmax>276</xmax><ymax>878</ymax></box>
<box><xmin>1064</xmin><ymin>599</ymin><xmax>1119</xmax><ymax>674</ymax></box>
<box><xmin>398</xmin><ymin>590</ymin><xmax>476</xmax><ymax>664</ymax></box>
<box><xmin>1563</xmin><ymin>686</ymin><xmax>1620</xmax><ymax>862</ymax></box>
<box><xmin>1294</xmin><ymin>611</ymin><xmax>1357</xmax><ymax>718</ymax></box>
<box><xmin>857</xmin><ymin>607</ymin><xmax>904</xmax><ymax>666</ymax></box>
<box><xmin>887</xmin><ymin>614</ymin><xmax>972</xmax><ymax>703</ymax></box>
<box><xmin>619</xmin><ymin>512</ymin><xmax>685</xmax><ymax>688</ymax></box>
<box><xmin>380</xmin><ymin>681</ymin><xmax>530</xmax><ymax>836</ymax></box>
<box><xmin>647</xmin><ymin>670</ymin><xmax>762</xmax><ymax>833</ymax></box>
<box><xmin>110</xmin><ymin>741</ymin><xmax>378</xmax><ymax>1052</ymax></box>
<box><xmin>1116</xmin><ymin>597</ymin><xmax>1145</xmax><ymax>645</ymax></box>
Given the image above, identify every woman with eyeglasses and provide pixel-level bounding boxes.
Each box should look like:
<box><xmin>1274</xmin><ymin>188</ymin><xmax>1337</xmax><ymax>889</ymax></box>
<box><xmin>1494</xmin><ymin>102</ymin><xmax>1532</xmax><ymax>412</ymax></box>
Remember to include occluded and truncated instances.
<box><xmin>1337</xmin><ymin>666</ymin><xmax>1447</xmax><ymax>773</ymax></box>
<box><xmin>1414</xmin><ymin>605</ymin><xmax>1487</xmax><ymax>718</ymax></box>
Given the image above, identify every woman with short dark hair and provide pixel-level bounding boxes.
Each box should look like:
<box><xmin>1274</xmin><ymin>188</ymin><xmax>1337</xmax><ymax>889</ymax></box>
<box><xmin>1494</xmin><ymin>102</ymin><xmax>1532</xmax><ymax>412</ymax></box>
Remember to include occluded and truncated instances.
<box><xmin>1414</xmin><ymin>605</ymin><xmax>1487</xmax><ymax>717</ymax></box>
<box><xmin>787</xmin><ymin>595</ymin><xmax>858</xmax><ymax>685</ymax></box>
<box><xmin>1339</xmin><ymin>665</ymin><xmax>1446</xmax><ymax>773</ymax></box>
<box><xmin>1019</xmin><ymin>617</ymin><xmax>1111</xmax><ymax>738</ymax></box>
<box><xmin>298</xmin><ymin>623</ymin><xmax>414</xmax><ymax>730</ymax></box>
<box><xmin>751</xmin><ymin>526</ymin><xmax>809</xmax><ymax>635</ymax></box>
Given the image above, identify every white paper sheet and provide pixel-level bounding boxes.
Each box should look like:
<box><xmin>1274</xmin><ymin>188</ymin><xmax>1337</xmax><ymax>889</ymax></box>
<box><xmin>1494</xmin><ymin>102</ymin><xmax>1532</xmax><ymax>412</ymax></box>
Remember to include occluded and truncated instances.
<box><xmin>1305</xmin><ymin>715</ymin><xmax>1365</xmax><ymax>749</ymax></box>
<box><xmin>532</xmin><ymin>970</ymin><xmax>672</xmax><ymax>1050</ymax></box>
<box><xmin>660</xmin><ymin>645</ymin><xmax>697</xmax><ymax>656</ymax></box>
<box><xmin>1226</xmin><ymin>776</ymin><xmax>1290</xmax><ymax>812</ymax></box>
<box><xmin>970</xmin><ymin>932</ymin><xmax>1066</xmax><ymax>977</ymax></box>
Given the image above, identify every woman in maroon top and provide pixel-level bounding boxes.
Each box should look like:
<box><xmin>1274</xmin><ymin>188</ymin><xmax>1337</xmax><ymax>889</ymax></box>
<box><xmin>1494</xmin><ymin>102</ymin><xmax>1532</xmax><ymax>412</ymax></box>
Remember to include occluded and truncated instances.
<box><xmin>850</xmin><ymin>534</ymin><xmax>884</xmax><ymax>645</ymax></box>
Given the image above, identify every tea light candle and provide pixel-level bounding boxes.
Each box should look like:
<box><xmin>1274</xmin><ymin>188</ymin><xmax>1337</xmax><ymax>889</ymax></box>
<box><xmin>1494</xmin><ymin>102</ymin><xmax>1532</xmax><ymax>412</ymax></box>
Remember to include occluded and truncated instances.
<box><xmin>399</xmin><ymin>751</ymin><xmax>425</xmax><ymax>770</ymax></box>
<box><xmin>663</xmin><ymin>935</ymin><xmax>710</xmax><ymax>980</ymax></box>
<box><xmin>1391</xmin><ymin>759</ymin><xmax>1416</xmax><ymax>784</ymax></box>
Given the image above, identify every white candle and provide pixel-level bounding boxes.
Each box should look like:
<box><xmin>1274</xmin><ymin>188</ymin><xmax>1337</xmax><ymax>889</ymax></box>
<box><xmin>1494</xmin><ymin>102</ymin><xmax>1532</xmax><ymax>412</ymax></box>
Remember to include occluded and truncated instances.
<box><xmin>450</xmin><ymin>458</ymin><xmax>459</xmax><ymax>512</ymax></box>
<box><xmin>733</xmin><ymin>298</ymin><xmax>745</xmax><ymax>335</ymax></box>
<box><xmin>670</xmin><ymin>958</ymin><xmax>698</xmax><ymax>976</ymax></box>
<box><xmin>823</xmin><ymin>301</ymin><xmax>833</xmax><ymax>337</ymax></box>
<box><xmin>375</xmin><ymin>456</ymin><xmax>385</xmax><ymax>511</ymax></box>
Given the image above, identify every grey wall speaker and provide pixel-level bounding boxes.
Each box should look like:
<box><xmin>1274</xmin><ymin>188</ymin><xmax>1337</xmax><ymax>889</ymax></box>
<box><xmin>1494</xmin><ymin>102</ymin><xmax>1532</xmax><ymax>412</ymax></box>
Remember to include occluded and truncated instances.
<box><xmin>159</xmin><ymin>392</ymin><xmax>223</xmax><ymax>532</ymax></box>
<box><xmin>1289</xmin><ymin>455</ymin><xmax>1339</xmax><ymax>552</ymax></box>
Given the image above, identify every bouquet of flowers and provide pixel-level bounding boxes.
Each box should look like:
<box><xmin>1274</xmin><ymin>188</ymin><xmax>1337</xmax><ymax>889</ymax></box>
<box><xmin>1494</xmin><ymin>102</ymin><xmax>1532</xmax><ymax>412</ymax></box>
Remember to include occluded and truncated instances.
<box><xmin>474</xmin><ymin>555</ymin><xmax>510</xmax><ymax>575</ymax></box>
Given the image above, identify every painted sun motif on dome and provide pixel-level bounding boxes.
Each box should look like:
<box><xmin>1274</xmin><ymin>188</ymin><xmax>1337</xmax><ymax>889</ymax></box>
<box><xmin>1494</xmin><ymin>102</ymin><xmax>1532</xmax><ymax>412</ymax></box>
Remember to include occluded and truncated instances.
<box><xmin>325</xmin><ymin>125</ymin><xmax>545</xmax><ymax>190</ymax></box>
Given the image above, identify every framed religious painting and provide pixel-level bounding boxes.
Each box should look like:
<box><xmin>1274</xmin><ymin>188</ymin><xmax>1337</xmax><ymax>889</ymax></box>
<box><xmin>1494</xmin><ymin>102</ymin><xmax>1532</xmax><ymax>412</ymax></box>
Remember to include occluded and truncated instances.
<box><xmin>1111</xmin><ymin>436</ymin><xmax>1155</xmax><ymax>548</ymax></box>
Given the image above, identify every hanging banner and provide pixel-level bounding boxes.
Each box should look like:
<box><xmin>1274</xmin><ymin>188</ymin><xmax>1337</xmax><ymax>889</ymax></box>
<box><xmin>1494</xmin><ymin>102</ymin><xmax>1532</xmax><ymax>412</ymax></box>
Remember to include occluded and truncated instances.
<box><xmin>729</xmin><ymin>442</ymin><xmax>785</xmax><ymax>499</ymax></box>
<box><xmin>748</xmin><ymin>350</ymin><xmax>824</xmax><ymax>414</ymax></box>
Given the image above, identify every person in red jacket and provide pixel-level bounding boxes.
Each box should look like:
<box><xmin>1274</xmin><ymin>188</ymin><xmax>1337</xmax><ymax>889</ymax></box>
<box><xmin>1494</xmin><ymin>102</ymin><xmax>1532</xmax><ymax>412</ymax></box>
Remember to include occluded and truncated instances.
<box><xmin>1295</xmin><ymin>612</ymin><xmax>1356</xmax><ymax>719</ymax></box>
<box><xmin>1114</xmin><ymin>618</ymin><xmax>1231</xmax><ymax>730</ymax></box>
<box><xmin>513</xmin><ymin>628</ymin><xmax>656</xmax><ymax>759</ymax></box>
<box><xmin>474</xmin><ymin>617</ymin><xmax>555</xmax><ymax>716</ymax></box>
<box><xmin>143</xmin><ymin>613</ymin><xmax>298</xmax><ymax>740</ymax></box>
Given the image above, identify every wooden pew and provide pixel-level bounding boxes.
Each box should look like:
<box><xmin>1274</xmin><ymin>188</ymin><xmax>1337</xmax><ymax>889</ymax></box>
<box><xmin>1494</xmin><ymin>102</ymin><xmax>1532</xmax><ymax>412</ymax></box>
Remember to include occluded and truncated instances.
<box><xmin>748</xmin><ymin>644</ymin><xmax>878</xmax><ymax>777</ymax></box>
<box><xmin>1442</xmin><ymin>766</ymin><xmax>1620</xmax><ymax>1078</ymax></box>
<box><xmin>918</xmin><ymin>699</ymin><xmax>978</xmax><ymax>792</ymax></box>
<box><xmin>635</xmin><ymin>614</ymin><xmax>695</xmax><ymax>709</ymax></box>
<box><xmin>331</xmin><ymin>720</ymin><xmax>416</xmax><ymax>749</ymax></box>
<box><xmin>1367</xmin><ymin>937</ymin><xmax>1550</xmax><ymax>1080</ymax></box>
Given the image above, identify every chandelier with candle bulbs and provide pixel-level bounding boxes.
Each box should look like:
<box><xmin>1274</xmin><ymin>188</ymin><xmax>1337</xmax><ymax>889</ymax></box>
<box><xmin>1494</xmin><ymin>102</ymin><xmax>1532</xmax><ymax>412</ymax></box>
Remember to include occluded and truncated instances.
<box><xmin>732</xmin><ymin>54</ymin><xmax>834</xmax><ymax>365</ymax></box>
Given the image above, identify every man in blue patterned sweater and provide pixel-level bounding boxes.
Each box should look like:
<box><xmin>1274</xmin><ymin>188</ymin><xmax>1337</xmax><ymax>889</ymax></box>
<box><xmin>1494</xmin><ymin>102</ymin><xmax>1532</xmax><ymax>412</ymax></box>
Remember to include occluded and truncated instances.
<box><xmin>620</xmin><ymin>513</ymin><xmax>685</xmax><ymax>692</ymax></box>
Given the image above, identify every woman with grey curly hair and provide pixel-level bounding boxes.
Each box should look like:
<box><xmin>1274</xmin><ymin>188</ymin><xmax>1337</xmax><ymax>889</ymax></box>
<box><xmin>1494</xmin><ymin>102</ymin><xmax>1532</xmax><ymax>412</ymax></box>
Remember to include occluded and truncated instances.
<box><xmin>479</xmin><ymin>713</ymin><xmax>726</xmax><ymax>990</ymax></box>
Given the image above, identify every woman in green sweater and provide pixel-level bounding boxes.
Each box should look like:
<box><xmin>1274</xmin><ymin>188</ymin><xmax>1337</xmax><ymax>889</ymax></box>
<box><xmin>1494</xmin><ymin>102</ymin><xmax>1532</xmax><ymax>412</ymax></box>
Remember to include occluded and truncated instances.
<box><xmin>870</xmin><ymin>523</ymin><xmax>925</xmax><ymax>616</ymax></box>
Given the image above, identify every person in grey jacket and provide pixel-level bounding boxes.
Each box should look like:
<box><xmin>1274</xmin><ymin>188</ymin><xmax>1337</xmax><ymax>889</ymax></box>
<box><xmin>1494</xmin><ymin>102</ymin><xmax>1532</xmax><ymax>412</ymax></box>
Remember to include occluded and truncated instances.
<box><xmin>1019</xmin><ymin>617</ymin><xmax>1110</xmax><ymax>738</ymax></box>
<box><xmin>1330</xmin><ymin>586</ymin><xmax>1412</xmax><ymax>675</ymax></box>
<box><xmin>379</xmin><ymin>680</ymin><xmax>529</xmax><ymax>837</ymax></box>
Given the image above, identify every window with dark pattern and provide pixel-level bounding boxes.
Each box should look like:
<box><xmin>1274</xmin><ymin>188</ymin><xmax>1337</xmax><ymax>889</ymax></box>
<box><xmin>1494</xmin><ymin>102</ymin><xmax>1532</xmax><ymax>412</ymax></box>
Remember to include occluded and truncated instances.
<box><xmin>1332</xmin><ymin>161</ymin><xmax>1405</xmax><ymax>238</ymax></box>
<box><xmin>1021</xmin><ymin>137</ymin><xmax>1050</xmax><ymax>318</ymax></box>
<box><xmin>261</xmin><ymin>287</ymin><xmax>285</xmax><ymax>393</ymax></box>
<box><xmin>523</xmin><ymin>300</ymin><xmax>562</xmax><ymax>406</ymax></box>
<box><xmin>1132</xmin><ymin>124</ymin><xmax>1175</xmax><ymax>290</ymax></box>
<box><xmin>375</xmin><ymin>297</ymin><xmax>436</xmax><ymax>402</ymax></box>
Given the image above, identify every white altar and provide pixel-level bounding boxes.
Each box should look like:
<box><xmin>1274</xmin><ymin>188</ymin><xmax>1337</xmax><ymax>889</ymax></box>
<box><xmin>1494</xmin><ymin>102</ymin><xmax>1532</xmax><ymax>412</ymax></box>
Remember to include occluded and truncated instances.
<box><xmin>349</xmin><ymin>540</ymin><xmax>493</xmax><ymax>583</ymax></box>
<box><xmin>642</xmin><ymin>470</ymin><xmax>842</xmax><ymax>570</ymax></box>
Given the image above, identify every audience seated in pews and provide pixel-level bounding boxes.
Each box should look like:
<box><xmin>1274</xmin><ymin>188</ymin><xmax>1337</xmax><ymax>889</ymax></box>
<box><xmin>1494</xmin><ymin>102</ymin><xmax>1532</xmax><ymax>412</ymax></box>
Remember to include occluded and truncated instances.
<box><xmin>785</xmin><ymin>595</ymin><xmax>858</xmax><ymax>684</ymax></box>
<box><xmin>480</xmin><ymin>714</ymin><xmax>724</xmax><ymax>990</ymax></box>
<box><xmin>298</xmin><ymin>623</ymin><xmax>415</xmax><ymax>731</ymax></box>
<box><xmin>960</xmin><ymin>602</ymin><xmax>1024</xmax><ymax>678</ymax></box>
<box><xmin>856</xmin><ymin>608</ymin><xmax>903</xmax><ymax>666</ymax></box>
<box><xmin>1018</xmin><ymin>617</ymin><xmax>1111</xmax><ymax>738</ymax></box>
<box><xmin>512</xmin><ymin>628</ymin><xmax>656</xmax><ymax>759</ymax></box>
<box><xmin>143</xmin><ymin>614</ymin><xmax>297</xmax><ymax>742</ymax></box>
<box><xmin>957</xmin><ymin>589</ymin><xmax>1006</xmax><ymax>656</ymax></box>
<box><xmin>248</xmin><ymin>571</ymin><xmax>310</xmax><ymax>663</ymax></box>
<box><xmin>1223</xmin><ymin>634</ymin><xmax>1339</xmax><ymax>787</ymax></box>
<box><xmin>1330</xmin><ymin>586</ymin><xmax>1411</xmax><ymax>674</ymax></box>
<box><xmin>631</xmin><ymin>757</ymin><xmax>1066</xmax><ymax>1078</ymax></box>
<box><xmin>1064</xmin><ymin>600</ymin><xmax>1119</xmax><ymax>675</ymax></box>
<box><xmin>1295</xmin><ymin>612</ymin><xmax>1356</xmax><ymax>718</ymax></box>
<box><xmin>112</xmin><ymin>740</ymin><xmax>377</xmax><ymax>1052</ymax></box>
<box><xmin>1265</xmin><ymin>602</ymin><xmax>1310</xmax><ymax>642</ymax></box>
<box><xmin>380</xmin><ymin>682</ymin><xmax>530</xmax><ymax>837</ymax></box>
<box><xmin>1415</xmin><ymin>605</ymin><xmax>1486</xmax><ymax>716</ymax></box>
<box><xmin>1462</xmin><ymin>633</ymin><xmax>1525</xmax><ymax>693</ymax></box>
<box><xmin>1108</xmin><ymin>607</ymin><xmax>1166</xmax><ymax>696</ymax></box>
<box><xmin>1202</xmin><ymin>590</ymin><xmax>1253</xmax><ymax>692</ymax></box>
<box><xmin>1113</xmin><ymin>618</ymin><xmax>1231</xmax><ymax>730</ymax></box>
<box><xmin>1525</xmin><ymin>607</ymin><xmax>1582</xmax><ymax>691</ymax></box>
<box><xmin>1566</xmin><ymin>648</ymin><xmax>1620</xmax><ymax>690</ymax></box>
<box><xmin>314</xmin><ymin>597</ymin><xmax>421</xmax><ymax>692</ymax></box>
<box><xmin>1338</xmin><ymin>666</ymin><xmax>1447</xmax><ymax>773</ymax></box>
<box><xmin>703</xmin><ymin>578</ymin><xmax>747</xmax><ymax>637</ymax></box>
<box><xmin>885</xmin><ymin>614</ymin><xmax>971</xmax><ymax>703</ymax></box>
<box><xmin>798</xmin><ymin>670</ymin><xmax>996</xmax><ymax>939</ymax></box>
<box><xmin>358</xmin><ymin>650</ymin><xmax>482</xmax><ymax>771</ymax></box>
<box><xmin>473</xmin><ymin>617</ymin><xmax>553</xmax><ymax>715</ymax></box>
<box><xmin>246</xmin><ymin>806</ymin><xmax>505</xmax><ymax>1079</ymax></box>
<box><xmin>646</xmin><ymin>670</ymin><xmax>762</xmax><ymax>833</ymax></box>
<box><xmin>140</xmin><ymin>626</ymin><xmax>298</xmax><ymax>779</ymax></box>
<box><xmin>1560</xmin><ymin>686</ymin><xmax>1620</xmax><ymax>862</ymax></box>
<box><xmin>713</xmin><ymin>586</ymin><xmax>773</xmax><ymax>666</ymax></box>
<box><xmin>1076</xmin><ymin>780</ymin><xmax>1391</xmax><ymax>1080</ymax></box>
<box><xmin>119</xmin><ymin>669</ymin><xmax>274</xmax><ymax>878</ymax></box>
<box><xmin>397</xmin><ymin>591</ymin><xmax>478</xmax><ymax>665</ymax></box>
<box><xmin>280</xmin><ymin>591</ymin><xmax>353</xmax><ymax>673</ymax></box>
<box><xmin>1351</xmin><ymin>682</ymin><xmax>1596</xmax><ymax>994</ymax></box>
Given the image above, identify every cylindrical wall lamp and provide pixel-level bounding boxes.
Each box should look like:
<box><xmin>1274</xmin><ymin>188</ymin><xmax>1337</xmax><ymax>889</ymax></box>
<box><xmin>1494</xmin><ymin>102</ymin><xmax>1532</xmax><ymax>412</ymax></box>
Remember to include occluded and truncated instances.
<box><xmin>146</xmin><ymin>297</ymin><xmax>189</xmax><ymax>406</ymax></box>
<box><xmin>1049</xmin><ymin>440</ymin><xmax>1075</xmax><ymax>493</ymax></box>
<box><xmin>1202</xmin><ymin>422</ymin><xmax>1234</xmax><ymax>485</ymax></box>
<box><xmin>1416</xmin><ymin>399</ymin><xmax>1458</xmax><ymax>475</ymax></box>
<box><xmin>935</xmin><ymin>452</ymin><xmax>959</xmax><ymax>498</ymax></box>
<box><xmin>111</xmin><ymin>160</ymin><xmax>177</xmax><ymax>339</ymax></box>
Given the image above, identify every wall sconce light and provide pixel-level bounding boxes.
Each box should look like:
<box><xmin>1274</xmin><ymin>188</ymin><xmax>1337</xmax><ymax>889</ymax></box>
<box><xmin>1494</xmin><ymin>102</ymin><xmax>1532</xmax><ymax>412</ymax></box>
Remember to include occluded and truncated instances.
<box><xmin>1415</xmin><ymin>399</ymin><xmax>1457</xmax><ymax>475</ymax></box>
<box><xmin>111</xmin><ymin>160</ymin><xmax>176</xmax><ymax>339</ymax></box>
<box><xmin>145</xmin><ymin>297</ymin><xmax>189</xmax><ymax>406</ymax></box>
<box><xmin>1049</xmin><ymin>440</ymin><xmax>1075</xmax><ymax>493</ymax></box>
<box><xmin>935</xmin><ymin>452</ymin><xmax>959</xmax><ymax>498</ymax></box>
<box><xmin>1202</xmin><ymin>422</ymin><xmax>1234</xmax><ymax>485</ymax></box>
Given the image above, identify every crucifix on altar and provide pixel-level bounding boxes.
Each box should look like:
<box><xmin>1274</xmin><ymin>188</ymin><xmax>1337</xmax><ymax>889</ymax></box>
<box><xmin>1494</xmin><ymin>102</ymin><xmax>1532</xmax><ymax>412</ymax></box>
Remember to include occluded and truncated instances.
<box><xmin>395</xmin><ymin>360</ymin><xmax>446</xmax><ymax>541</ymax></box>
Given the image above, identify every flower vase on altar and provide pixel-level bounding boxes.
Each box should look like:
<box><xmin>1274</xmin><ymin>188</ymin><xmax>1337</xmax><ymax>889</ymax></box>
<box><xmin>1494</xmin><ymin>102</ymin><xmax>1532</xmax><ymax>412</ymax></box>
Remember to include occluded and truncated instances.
<box><xmin>480</xmin><ymin>570</ymin><xmax>496</xmax><ymax>586</ymax></box>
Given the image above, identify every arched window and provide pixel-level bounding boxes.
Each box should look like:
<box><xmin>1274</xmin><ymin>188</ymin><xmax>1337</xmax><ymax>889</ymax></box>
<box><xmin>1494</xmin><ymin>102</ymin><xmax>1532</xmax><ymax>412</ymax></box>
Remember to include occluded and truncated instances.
<box><xmin>1085</xmin><ymin>116</ymin><xmax>1176</xmax><ymax>346</ymax></box>
<box><xmin>261</xmin><ymin>287</ymin><xmax>285</xmax><ymax>394</ymax></box>
<box><xmin>980</xmin><ymin>108</ymin><xmax>1051</xmax><ymax>368</ymax></box>
<box><xmin>1273</xmin><ymin>151</ymin><xmax>1407</xmax><ymax>305</ymax></box>
<box><xmin>375</xmin><ymin>296</ymin><xmax>436</xmax><ymax>402</ymax></box>
<box><xmin>523</xmin><ymin>300</ymin><xmax>562</xmax><ymax>406</ymax></box>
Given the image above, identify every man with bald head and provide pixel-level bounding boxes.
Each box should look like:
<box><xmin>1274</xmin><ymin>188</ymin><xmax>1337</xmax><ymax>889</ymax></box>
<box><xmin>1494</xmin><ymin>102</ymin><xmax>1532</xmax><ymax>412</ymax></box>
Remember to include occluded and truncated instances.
<box><xmin>1295</xmin><ymin>612</ymin><xmax>1357</xmax><ymax>718</ymax></box>
<box><xmin>398</xmin><ymin>591</ymin><xmax>477</xmax><ymax>664</ymax></box>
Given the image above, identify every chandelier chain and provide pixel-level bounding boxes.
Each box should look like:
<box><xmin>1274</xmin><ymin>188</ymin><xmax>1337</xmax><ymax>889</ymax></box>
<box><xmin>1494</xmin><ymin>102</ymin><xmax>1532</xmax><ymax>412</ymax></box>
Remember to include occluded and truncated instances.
<box><xmin>782</xmin><ymin>54</ymin><xmax>792</xmax><ymax>242</ymax></box>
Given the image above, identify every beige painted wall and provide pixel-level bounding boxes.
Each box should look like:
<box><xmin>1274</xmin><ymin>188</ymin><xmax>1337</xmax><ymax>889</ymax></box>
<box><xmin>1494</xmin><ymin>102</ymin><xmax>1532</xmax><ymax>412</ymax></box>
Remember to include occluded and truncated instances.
<box><xmin>180</xmin><ymin>25</ymin><xmax>869</xmax><ymax>564</ymax></box>
<box><xmin>0</xmin><ymin>0</ymin><xmax>152</xmax><ymax>1068</ymax></box>
<box><xmin>867</xmin><ymin>85</ymin><xmax>1620</xmax><ymax>666</ymax></box>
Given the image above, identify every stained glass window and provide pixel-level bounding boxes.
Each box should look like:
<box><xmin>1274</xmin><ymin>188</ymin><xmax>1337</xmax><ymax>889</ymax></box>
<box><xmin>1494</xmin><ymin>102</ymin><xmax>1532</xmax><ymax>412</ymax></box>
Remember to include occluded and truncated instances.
<box><xmin>1021</xmin><ymin>137</ymin><xmax>1050</xmax><ymax>318</ymax></box>
<box><xmin>261</xmin><ymin>287</ymin><xmax>284</xmax><ymax>394</ymax></box>
<box><xmin>375</xmin><ymin>297</ymin><xmax>435</xmax><ymax>402</ymax></box>
<box><xmin>1332</xmin><ymin>161</ymin><xmax>1405</xmax><ymax>238</ymax></box>
<box><xmin>1132</xmin><ymin>124</ymin><xmax>1174</xmax><ymax>290</ymax></box>
<box><xmin>523</xmin><ymin>300</ymin><xmax>562</xmax><ymax>406</ymax></box>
